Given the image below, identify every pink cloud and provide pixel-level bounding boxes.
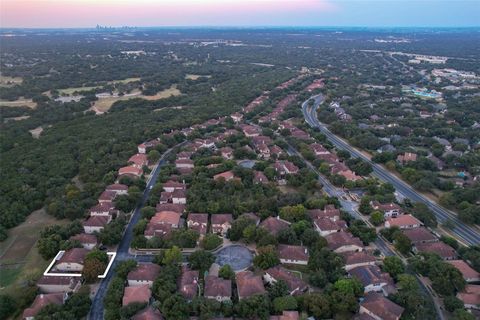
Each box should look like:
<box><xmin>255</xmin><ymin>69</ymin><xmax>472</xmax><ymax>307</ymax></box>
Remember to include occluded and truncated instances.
<box><xmin>1</xmin><ymin>0</ymin><xmax>337</xmax><ymax>28</ymax></box>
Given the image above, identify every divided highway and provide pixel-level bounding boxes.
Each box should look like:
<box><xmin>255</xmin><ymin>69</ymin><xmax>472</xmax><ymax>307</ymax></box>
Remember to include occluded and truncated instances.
<box><xmin>301</xmin><ymin>95</ymin><xmax>480</xmax><ymax>246</ymax></box>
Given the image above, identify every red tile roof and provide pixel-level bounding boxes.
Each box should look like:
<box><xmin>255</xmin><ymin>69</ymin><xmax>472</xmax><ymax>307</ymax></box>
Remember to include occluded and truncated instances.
<box><xmin>204</xmin><ymin>275</ymin><xmax>231</xmax><ymax>298</ymax></box>
<box><xmin>277</xmin><ymin>244</ymin><xmax>309</xmax><ymax>262</ymax></box>
<box><xmin>259</xmin><ymin>217</ymin><xmax>290</xmax><ymax>236</ymax></box>
<box><xmin>340</xmin><ymin>251</ymin><xmax>376</xmax><ymax>266</ymax></box>
<box><xmin>457</xmin><ymin>285</ymin><xmax>480</xmax><ymax>306</ymax></box>
<box><xmin>179</xmin><ymin>266</ymin><xmax>199</xmax><ymax>300</ymax></box>
<box><xmin>402</xmin><ymin>227</ymin><xmax>437</xmax><ymax>244</ymax></box>
<box><xmin>415</xmin><ymin>242</ymin><xmax>457</xmax><ymax>260</ymax></box>
<box><xmin>385</xmin><ymin>215</ymin><xmax>421</xmax><ymax>228</ymax></box>
<box><xmin>132</xmin><ymin>307</ymin><xmax>164</xmax><ymax>320</ymax></box>
<box><xmin>129</xmin><ymin>153</ymin><xmax>148</xmax><ymax>167</ymax></box>
<box><xmin>57</xmin><ymin>248</ymin><xmax>89</xmax><ymax>264</ymax></box>
<box><xmin>213</xmin><ymin>170</ymin><xmax>236</xmax><ymax>181</ymax></box>
<box><xmin>122</xmin><ymin>285</ymin><xmax>151</xmax><ymax>306</ymax></box>
<box><xmin>127</xmin><ymin>263</ymin><xmax>161</xmax><ymax>282</ymax></box>
<box><xmin>265</xmin><ymin>266</ymin><xmax>308</xmax><ymax>294</ymax></box>
<box><xmin>211</xmin><ymin>214</ymin><xmax>233</xmax><ymax>225</ymax></box>
<box><xmin>119</xmin><ymin>166</ymin><xmax>143</xmax><ymax>177</ymax></box>
<box><xmin>70</xmin><ymin>233</ymin><xmax>97</xmax><ymax>245</ymax></box>
<box><xmin>106</xmin><ymin>184</ymin><xmax>129</xmax><ymax>192</ymax></box>
<box><xmin>236</xmin><ymin>271</ymin><xmax>265</xmax><ymax>299</ymax></box>
<box><xmin>83</xmin><ymin>215</ymin><xmax>110</xmax><ymax>227</ymax></box>
<box><xmin>155</xmin><ymin>203</ymin><xmax>185</xmax><ymax>213</ymax></box>
<box><xmin>360</xmin><ymin>292</ymin><xmax>404</xmax><ymax>320</ymax></box>
<box><xmin>150</xmin><ymin>211</ymin><xmax>181</xmax><ymax>226</ymax></box>
<box><xmin>325</xmin><ymin>231</ymin><xmax>363</xmax><ymax>251</ymax></box>
<box><xmin>447</xmin><ymin>260</ymin><xmax>480</xmax><ymax>281</ymax></box>
<box><xmin>23</xmin><ymin>293</ymin><xmax>65</xmax><ymax>319</ymax></box>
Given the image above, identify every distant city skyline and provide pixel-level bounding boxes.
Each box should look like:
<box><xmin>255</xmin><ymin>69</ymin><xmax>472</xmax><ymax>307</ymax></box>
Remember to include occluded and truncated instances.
<box><xmin>1</xmin><ymin>0</ymin><xmax>479</xmax><ymax>28</ymax></box>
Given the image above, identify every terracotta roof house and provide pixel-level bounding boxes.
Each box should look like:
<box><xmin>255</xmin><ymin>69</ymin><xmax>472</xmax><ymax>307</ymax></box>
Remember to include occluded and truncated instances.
<box><xmin>137</xmin><ymin>139</ymin><xmax>161</xmax><ymax>154</ymax></box>
<box><xmin>340</xmin><ymin>251</ymin><xmax>377</xmax><ymax>271</ymax></box>
<box><xmin>54</xmin><ymin>248</ymin><xmax>89</xmax><ymax>272</ymax></box>
<box><xmin>175</xmin><ymin>159</ymin><xmax>194</xmax><ymax>169</ymax></box>
<box><xmin>236</xmin><ymin>271</ymin><xmax>266</xmax><ymax>300</ymax></box>
<box><xmin>397</xmin><ymin>152</ymin><xmax>417</xmax><ymax>165</ymax></box>
<box><xmin>273</xmin><ymin>161</ymin><xmax>299</xmax><ymax>176</ymax></box>
<box><xmin>240</xmin><ymin>124</ymin><xmax>261</xmax><ymax>137</ymax></box>
<box><xmin>402</xmin><ymin>228</ymin><xmax>437</xmax><ymax>244</ymax></box>
<box><xmin>270</xmin><ymin>145</ymin><xmax>284</xmax><ymax>157</ymax></box>
<box><xmin>83</xmin><ymin>215</ymin><xmax>111</xmax><ymax>234</ymax></box>
<box><xmin>314</xmin><ymin>218</ymin><xmax>347</xmax><ymax>236</ymax></box>
<box><xmin>129</xmin><ymin>153</ymin><xmax>148</xmax><ymax>169</ymax></box>
<box><xmin>150</xmin><ymin>211</ymin><xmax>181</xmax><ymax>228</ymax></box>
<box><xmin>155</xmin><ymin>203</ymin><xmax>185</xmax><ymax>213</ymax></box>
<box><xmin>310</xmin><ymin>143</ymin><xmax>330</xmax><ymax>156</ymax></box>
<box><xmin>270</xmin><ymin>311</ymin><xmax>300</xmax><ymax>320</ymax></box>
<box><xmin>385</xmin><ymin>215</ymin><xmax>422</xmax><ymax>229</ymax></box>
<box><xmin>132</xmin><ymin>306</ymin><xmax>164</xmax><ymax>320</ymax></box>
<box><xmin>213</xmin><ymin>171</ymin><xmax>237</xmax><ymax>182</ymax></box>
<box><xmin>277</xmin><ymin>245</ymin><xmax>309</xmax><ymax>265</ymax></box>
<box><xmin>204</xmin><ymin>275</ymin><xmax>232</xmax><ymax>302</ymax></box>
<box><xmin>89</xmin><ymin>202</ymin><xmax>115</xmax><ymax>216</ymax></box>
<box><xmin>36</xmin><ymin>276</ymin><xmax>81</xmax><ymax>294</ymax></box>
<box><xmin>70</xmin><ymin>233</ymin><xmax>98</xmax><ymax>250</ymax></box>
<box><xmin>211</xmin><ymin>214</ymin><xmax>233</xmax><ymax>236</ymax></box>
<box><xmin>359</xmin><ymin>292</ymin><xmax>404</xmax><ymax>320</ymax></box>
<box><xmin>172</xmin><ymin>189</ymin><xmax>187</xmax><ymax>204</ymax></box>
<box><xmin>241</xmin><ymin>212</ymin><xmax>261</xmax><ymax>226</ymax></box>
<box><xmin>23</xmin><ymin>293</ymin><xmax>66</xmax><ymax>320</ymax></box>
<box><xmin>163</xmin><ymin>180</ymin><xmax>186</xmax><ymax>193</ymax></box>
<box><xmin>370</xmin><ymin>201</ymin><xmax>402</xmax><ymax>218</ymax></box>
<box><xmin>325</xmin><ymin>231</ymin><xmax>364</xmax><ymax>253</ymax></box>
<box><xmin>457</xmin><ymin>285</ymin><xmax>480</xmax><ymax>310</ymax></box>
<box><xmin>177</xmin><ymin>151</ymin><xmax>193</xmax><ymax>160</ymax></box>
<box><xmin>259</xmin><ymin>217</ymin><xmax>290</xmax><ymax>236</ymax></box>
<box><xmin>122</xmin><ymin>285</ymin><xmax>152</xmax><ymax>306</ymax></box>
<box><xmin>264</xmin><ymin>266</ymin><xmax>308</xmax><ymax>295</ymax></box>
<box><xmin>119</xmin><ymin>166</ymin><xmax>143</xmax><ymax>179</ymax></box>
<box><xmin>230</xmin><ymin>112</ymin><xmax>243</xmax><ymax>123</ymax></box>
<box><xmin>220</xmin><ymin>147</ymin><xmax>234</xmax><ymax>160</ymax></box>
<box><xmin>349</xmin><ymin>265</ymin><xmax>395</xmax><ymax>295</ymax></box>
<box><xmin>253</xmin><ymin>171</ymin><xmax>269</xmax><ymax>184</ymax></box>
<box><xmin>308</xmin><ymin>206</ymin><xmax>341</xmax><ymax>221</ymax></box>
<box><xmin>127</xmin><ymin>263</ymin><xmax>161</xmax><ymax>287</ymax></box>
<box><xmin>106</xmin><ymin>183</ymin><xmax>129</xmax><ymax>195</ymax></box>
<box><xmin>414</xmin><ymin>242</ymin><xmax>457</xmax><ymax>260</ymax></box>
<box><xmin>187</xmin><ymin>213</ymin><xmax>209</xmax><ymax>235</ymax></box>
<box><xmin>144</xmin><ymin>223</ymin><xmax>173</xmax><ymax>239</ymax></box>
<box><xmin>98</xmin><ymin>190</ymin><xmax>118</xmax><ymax>203</ymax></box>
<box><xmin>447</xmin><ymin>260</ymin><xmax>480</xmax><ymax>283</ymax></box>
<box><xmin>179</xmin><ymin>267</ymin><xmax>199</xmax><ymax>300</ymax></box>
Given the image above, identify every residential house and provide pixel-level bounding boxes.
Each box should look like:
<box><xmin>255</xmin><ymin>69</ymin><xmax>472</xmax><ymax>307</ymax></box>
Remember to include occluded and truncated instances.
<box><xmin>253</xmin><ymin>171</ymin><xmax>269</xmax><ymax>184</ymax></box>
<box><xmin>402</xmin><ymin>228</ymin><xmax>437</xmax><ymax>244</ymax></box>
<box><xmin>457</xmin><ymin>285</ymin><xmax>480</xmax><ymax>310</ymax></box>
<box><xmin>359</xmin><ymin>292</ymin><xmax>404</xmax><ymax>320</ymax></box>
<box><xmin>213</xmin><ymin>171</ymin><xmax>237</xmax><ymax>182</ymax></box>
<box><xmin>172</xmin><ymin>189</ymin><xmax>187</xmax><ymax>204</ymax></box>
<box><xmin>236</xmin><ymin>271</ymin><xmax>266</xmax><ymax>300</ymax></box>
<box><xmin>314</xmin><ymin>218</ymin><xmax>347</xmax><ymax>236</ymax></box>
<box><xmin>106</xmin><ymin>184</ymin><xmax>129</xmax><ymax>195</ymax></box>
<box><xmin>349</xmin><ymin>265</ymin><xmax>395</xmax><ymax>295</ymax></box>
<box><xmin>219</xmin><ymin>147</ymin><xmax>234</xmax><ymax>160</ymax></box>
<box><xmin>259</xmin><ymin>217</ymin><xmax>290</xmax><ymax>236</ymax></box>
<box><xmin>23</xmin><ymin>293</ymin><xmax>66</xmax><ymax>320</ymax></box>
<box><xmin>119</xmin><ymin>166</ymin><xmax>143</xmax><ymax>179</ymax></box>
<box><xmin>132</xmin><ymin>307</ymin><xmax>164</xmax><ymax>320</ymax></box>
<box><xmin>325</xmin><ymin>231</ymin><xmax>364</xmax><ymax>253</ymax></box>
<box><xmin>230</xmin><ymin>112</ymin><xmax>243</xmax><ymax>123</ymax></box>
<box><xmin>385</xmin><ymin>215</ymin><xmax>422</xmax><ymax>229</ymax></box>
<box><xmin>89</xmin><ymin>203</ymin><xmax>115</xmax><ymax>217</ymax></box>
<box><xmin>163</xmin><ymin>180</ymin><xmax>186</xmax><ymax>193</ymax></box>
<box><xmin>179</xmin><ymin>266</ymin><xmax>199</xmax><ymax>301</ymax></box>
<box><xmin>187</xmin><ymin>213</ymin><xmax>208</xmax><ymax>235</ymax></box>
<box><xmin>308</xmin><ymin>205</ymin><xmax>341</xmax><ymax>221</ymax></box>
<box><xmin>137</xmin><ymin>139</ymin><xmax>160</xmax><ymax>154</ymax></box>
<box><xmin>270</xmin><ymin>311</ymin><xmax>300</xmax><ymax>320</ymax></box>
<box><xmin>54</xmin><ymin>248</ymin><xmax>89</xmax><ymax>272</ymax></box>
<box><xmin>396</xmin><ymin>152</ymin><xmax>417</xmax><ymax>165</ymax></box>
<box><xmin>155</xmin><ymin>203</ymin><xmax>185</xmax><ymax>213</ymax></box>
<box><xmin>370</xmin><ymin>201</ymin><xmax>402</xmax><ymax>218</ymax></box>
<box><xmin>414</xmin><ymin>242</ymin><xmax>457</xmax><ymax>260</ymax></box>
<box><xmin>277</xmin><ymin>245</ymin><xmax>309</xmax><ymax>265</ymax></box>
<box><xmin>36</xmin><ymin>276</ymin><xmax>81</xmax><ymax>294</ymax></box>
<box><xmin>310</xmin><ymin>143</ymin><xmax>330</xmax><ymax>156</ymax></box>
<box><xmin>204</xmin><ymin>275</ymin><xmax>231</xmax><ymax>302</ymax></box>
<box><xmin>175</xmin><ymin>159</ymin><xmax>194</xmax><ymax>169</ymax></box>
<box><xmin>129</xmin><ymin>154</ymin><xmax>148</xmax><ymax>169</ymax></box>
<box><xmin>69</xmin><ymin>233</ymin><xmax>97</xmax><ymax>250</ymax></box>
<box><xmin>83</xmin><ymin>215</ymin><xmax>111</xmax><ymax>234</ymax></box>
<box><xmin>264</xmin><ymin>266</ymin><xmax>308</xmax><ymax>295</ymax></box>
<box><xmin>240</xmin><ymin>212</ymin><xmax>261</xmax><ymax>226</ymax></box>
<box><xmin>144</xmin><ymin>211</ymin><xmax>181</xmax><ymax>239</ymax></box>
<box><xmin>341</xmin><ymin>251</ymin><xmax>377</xmax><ymax>271</ymax></box>
<box><xmin>127</xmin><ymin>263</ymin><xmax>161</xmax><ymax>288</ymax></box>
<box><xmin>98</xmin><ymin>190</ymin><xmax>117</xmax><ymax>204</ymax></box>
<box><xmin>122</xmin><ymin>285</ymin><xmax>151</xmax><ymax>306</ymax></box>
<box><xmin>447</xmin><ymin>260</ymin><xmax>480</xmax><ymax>283</ymax></box>
<box><xmin>211</xmin><ymin>214</ymin><xmax>233</xmax><ymax>236</ymax></box>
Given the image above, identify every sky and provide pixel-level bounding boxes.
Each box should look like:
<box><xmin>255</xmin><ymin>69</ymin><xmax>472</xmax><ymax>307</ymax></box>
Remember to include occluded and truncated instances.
<box><xmin>1</xmin><ymin>0</ymin><xmax>479</xmax><ymax>28</ymax></box>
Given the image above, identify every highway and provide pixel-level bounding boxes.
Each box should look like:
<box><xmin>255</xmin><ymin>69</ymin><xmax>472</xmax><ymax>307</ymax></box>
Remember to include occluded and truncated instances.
<box><xmin>88</xmin><ymin>144</ymin><xmax>182</xmax><ymax>320</ymax></box>
<box><xmin>301</xmin><ymin>94</ymin><xmax>480</xmax><ymax>246</ymax></box>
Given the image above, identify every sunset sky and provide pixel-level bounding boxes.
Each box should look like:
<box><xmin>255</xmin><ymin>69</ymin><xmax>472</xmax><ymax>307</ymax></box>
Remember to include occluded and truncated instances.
<box><xmin>1</xmin><ymin>0</ymin><xmax>479</xmax><ymax>28</ymax></box>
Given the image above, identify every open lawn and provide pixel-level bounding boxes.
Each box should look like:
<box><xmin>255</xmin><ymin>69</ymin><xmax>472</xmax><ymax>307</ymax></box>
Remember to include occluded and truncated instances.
<box><xmin>0</xmin><ymin>75</ymin><xmax>23</xmax><ymax>87</ymax></box>
<box><xmin>92</xmin><ymin>85</ymin><xmax>182</xmax><ymax>112</ymax></box>
<box><xmin>0</xmin><ymin>209</ymin><xmax>68</xmax><ymax>292</ymax></box>
<box><xmin>0</xmin><ymin>98</ymin><xmax>37</xmax><ymax>109</ymax></box>
<box><xmin>57</xmin><ymin>77</ymin><xmax>142</xmax><ymax>95</ymax></box>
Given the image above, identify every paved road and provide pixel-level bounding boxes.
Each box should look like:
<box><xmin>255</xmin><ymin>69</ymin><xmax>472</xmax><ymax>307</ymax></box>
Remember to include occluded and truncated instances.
<box><xmin>301</xmin><ymin>95</ymin><xmax>480</xmax><ymax>246</ymax></box>
<box><xmin>88</xmin><ymin>144</ymin><xmax>182</xmax><ymax>320</ymax></box>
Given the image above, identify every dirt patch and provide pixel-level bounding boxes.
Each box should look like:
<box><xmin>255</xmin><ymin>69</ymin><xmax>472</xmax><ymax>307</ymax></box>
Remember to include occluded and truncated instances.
<box><xmin>0</xmin><ymin>98</ymin><xmax>37</xmax><ymax>109</ymax></box>
<box><xmin>0</xmin><ymin>75</ymin><xmax>23</xmax><ymax>87</ymax></box>
<box><xmin>4</xmin><ymin>115</ymin><xmax>30</xmax><ymax>122</ymax></box>
<box><xmin>29</xmin><ymin>126</ymin><xmax>43</xmax><ymax>138</ymax></box>
<box><xmin>57</xmin><ymin>78</ymin><xmax>141</xmax><ymax>95</ymax></box>
<box><xmin>185</xmin><ymin>74</ymin><xmax>211</xmax><ymax>80</ymax></box>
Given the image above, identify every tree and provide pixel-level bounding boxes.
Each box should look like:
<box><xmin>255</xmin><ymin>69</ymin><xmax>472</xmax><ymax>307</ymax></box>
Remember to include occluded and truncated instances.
<box><xmin>393</xmin><ymin>232</ymin><xmax>412</xmax><ymax>255</ymax></box>
<box><xmin>0</xmin><ymin>295</ymin><xmax>16</xmax><ymax>320</ymax></box>
<box><xmin>163</xmin><ymin>246</ymin><xmax>182</xmax><ymax>265</ymax></box>
<box><xmin>273</xmin><ymin>296</ymin><xmax>298</xmax><ymax>313</ymax></box>
<box><xmin>235</xmin><ymin>294</ymin><xmax>270</xmax><ymax>319</ymax></box>
<box><xmin>218</xmin><ymin>264</ymin><xmax>235</xmax><ymax>280</ymax></box>
<box><xmin>268</xmin><ymin>279</ymin><xmax>290</xmax><ymax>299</ymax></box>
<box><xmin>147</xmin><ymin>150</ymin><xmax>161</xmax><ymax>163</ymax></box>
<box><xmin>358</xmin><ymin>197</ymin><xmax>372</xmax><ymax>215</ymax></box>
<box><xmin>188</xmin><ymin>250</ymin><xmax>215</xmax><ymax>273</ymax></box>
<box><xmin>82</xmin><ymin>249</ymin><xmax>108</xmax><ymax>282</ymax></box>
<box><xmin>412</xmin><ymin>203</ymin><xmax>437</xmax><ymax>228</ymax></box>
<box><xmin>253</xmin><ymin>245</ymin><xmax>280</xmax><ymax>269</ymax></box>
<box><xmin>348</xmin><ymin>220</ymin><xmax>377</xmax><ymax>245</ymax></box>
<box><xmin>279</xmin><ymin>205</ymin><xmax>307</xmax><ymax>223</ymax></box>
<box><xmin>452</xmin><ymin>309</ymin><xmax>476</xmax><ymax>320</ymax></box>
<box><xmin>330</xmin><ymin>278</ymin><xmax>363</xmax><ymax>315</ymax></box>
<box><xmin>382</xmin><ymin>256</ymin><xmax>405</xmax><ymax>280</ymax></box>
<box><xmin>301</xmin><ymin>293</ymin><xmax>331</xmax><ymax>319</ymax></box>
<box><xmin>370</xmin><ymin>211</ymin><xmax>384</xmax><ymax>226</ymax></box>
<box><xmin>444</xmin><ymin>295</ymin><xmax>465</xmax><ymax>312</ymax></box>
<box><xmin>201</xmin><ymin>233</ymin><xmax>222</xmax><ymax>250</ymax></box>
<box><xmin>227</xmin><ymin>217</ymin><xmax>255</xmax><ymax>241</ymax></box>
<box><xmin>161</xmin><ymin>294</ymin><xmax>189</xmax><ymax>320</ymax></box>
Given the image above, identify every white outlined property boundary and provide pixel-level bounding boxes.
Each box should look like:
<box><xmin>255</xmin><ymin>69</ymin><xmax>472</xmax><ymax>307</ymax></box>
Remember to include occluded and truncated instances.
<box><xmin>43</xmin><ymin>250</ymin><xmax>116</xmax><ymax>279</ymax></box>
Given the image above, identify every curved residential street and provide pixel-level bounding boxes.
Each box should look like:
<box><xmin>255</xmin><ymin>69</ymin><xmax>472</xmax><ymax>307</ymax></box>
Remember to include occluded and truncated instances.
<box><xmin>301</xmin><ymin>95</ymin><xmax>480</xmax><ymax>246</ymax></box>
